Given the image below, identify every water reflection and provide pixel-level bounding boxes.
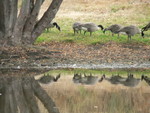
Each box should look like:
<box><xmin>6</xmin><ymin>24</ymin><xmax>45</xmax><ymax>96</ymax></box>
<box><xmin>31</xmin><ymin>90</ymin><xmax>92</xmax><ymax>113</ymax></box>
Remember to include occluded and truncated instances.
<box><xmin>102</xmin><ymin>74</ymin><xmax>143</xmax><ymax>87</ymax></box>
<box><xmin>0</xmin><ymin>70</ymin><xmax>60</xmax><ymax>113</ymax></box>
<box><xmin>73</xmin><ymin>73</ymin><xmax>103</xmax><ymax>85</ymax></box>
<box><xmin>0</xmin><ymin>68</ymin><xmax>150</xmax><ymax>113</ymax></box>
<box><xmin>72</xmin><ymin>73</ymin><xmax>150</xmax><ymax>87</ymax></box>
<box><xmin>38</xmin><ymin>73</ymin><xmax>61</xmax><ymax>84</ymax></box>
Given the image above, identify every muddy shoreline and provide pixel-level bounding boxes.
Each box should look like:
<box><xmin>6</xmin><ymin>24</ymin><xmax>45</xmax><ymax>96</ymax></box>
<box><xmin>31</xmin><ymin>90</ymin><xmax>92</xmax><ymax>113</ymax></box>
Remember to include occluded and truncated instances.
<box><xmin>0</xmin><ymin>42</ymin><xmax>150</xmax><ymax>70</ymax></box>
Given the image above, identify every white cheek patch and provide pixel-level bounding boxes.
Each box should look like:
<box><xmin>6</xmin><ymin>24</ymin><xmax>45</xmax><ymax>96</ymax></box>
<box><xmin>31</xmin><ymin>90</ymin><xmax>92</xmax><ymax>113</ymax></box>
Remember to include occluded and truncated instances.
<box><xmin>81</xmin><ymin>27</ymin><xmax>88</xmax><ymax>31</ymax></box>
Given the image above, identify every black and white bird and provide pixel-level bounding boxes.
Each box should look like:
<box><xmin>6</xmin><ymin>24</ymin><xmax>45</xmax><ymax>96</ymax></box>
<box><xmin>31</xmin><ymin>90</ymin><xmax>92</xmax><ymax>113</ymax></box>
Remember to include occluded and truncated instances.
<box><xmin>103</xmin><ymin>24</ymin><xmax>123</xmax><ymax>37</ymax></box>
<box><xmin>141</xmin><ymin>75</ymin><xmax>150</xmax><ymax>85</ymax></box>
<box><xmin>141</xmin><ymin>22</ymin><xmax>150</xmax><ymax>38</ymax></box>
<box><xmin>116</xmin><ymin>25</ymin><xmax>141</xmax><ymax>40</ymax></box>
<box><xmin>38</xmin><ymin>74</ymin><xmax>61</xmax><ymax>84</ymax></box>
<box><xmin>102</xmin><ymin>74</ymin><xmax>126</xmax><ymax>85</ymax></box>
<box><xmin>79</xmin><ymin>22</ymin><xmax>104</xmax><ymax>36</ymax></box>
<box><xmin>122</xmin><ymin>74</ymin><xmax>142</xmax><ymax>87</ymax></box>
<box><xmin>73</xmin><ymin>73</ymin><xmax>100</xmax><ymax>85</ymax></box>
<box><xmin>72</xmin><ymin>22</ymin><xmax>83</xmax><ymax>35</ymax></box>
<box><xmin>46</xmin><ymin>22</ymin><xmax>61</xmax><ymax>32</ymax></box>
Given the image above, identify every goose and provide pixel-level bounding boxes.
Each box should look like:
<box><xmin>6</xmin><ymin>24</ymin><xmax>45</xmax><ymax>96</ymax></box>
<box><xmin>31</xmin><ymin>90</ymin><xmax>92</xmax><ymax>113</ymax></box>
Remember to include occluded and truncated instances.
<box><xmin>103</xmin><ymin>24</ymin><xmax>123</xmax><ymax>37</ymax></box>
<box><xmin>79</xmin><ymin>22</ymin><xmax>104</xmax><ymax>36</ymax></box>
<box><xmin>141</xmin><ymin>75</ymin><xmax>150</xmax><ymax>85</ymax></box>
<box><xmin>102</xmin><ymin>74</ymin><xmax>126</xmax><ymax>84</ymax></box>
<box><xmin>73</xmin><ymin>73</ymin><xmax>82</xmax><ymax>84</ymax></box>
<box><xmin>122</xmin><ymin>74</ymin><xmax>142</xmax><ymax>87</ymax></box>
<box><xmin>116</xmin><ymin>25</ymin><xmax>141</xmax><ymax>40</ymax></box>
<box><xmin>72</xmin><ymin>22</ymin><xmax>82</xmax><ymax>35</ymax></box>
<box><xmin>73</xmin><ymin>73</ymin><xmax>99</xmax><ymax>85</ymax></box>
<box><xmin>46</xmin><ymin>22</ymin><xmax>61</xmax><ymax>32</ymax></box>
<box><xmin>141</xmin><ymin>22</ymin><xmax>150</xmax><ymax>38</ymax></box>
<box><xmin>38</xmin><ymin>73</ymin><xmax>61</xmax><ymax>84</ymax></box>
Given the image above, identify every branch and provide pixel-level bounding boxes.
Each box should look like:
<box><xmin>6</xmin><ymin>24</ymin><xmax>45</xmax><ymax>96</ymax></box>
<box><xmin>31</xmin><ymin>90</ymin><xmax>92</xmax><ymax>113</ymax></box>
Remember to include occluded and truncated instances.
<box><xmin>22</xmin><ymin>76</ymin><xmax>41</xmax><ymax>113</ymax></box>
<box><xmin>32</xmin><ymin>78</ymin><xmax>60</xmax><ymax>113</ymax></box>
<box><xmin>0</xmin><ymin>76</ymin><xmax>5</xmax><ymax>113</ymax></box>
<box><xmin>31</xmin><ymin>0</ymin><xmax>63</xmax><ymax>42</ymax></box>
<box><xmin>0</xmin><ymin>0</ymin><xmax>18</xmax><ymax>45</ymax></box>
<box><xmin>22</xmin><ymin>0</ymin><xmax>44</xmax><ymax>44</ymax></box>
<box><xmin>11</xmin><ymin>0</ymin><xmax>31</xmax><ymax>45</ymax></box>
<box><xmin>8</xmin><ymin>0</ymin><xmax>18</xmax><ymax>35</ymax></box>
<box><xmin>6</xmin><ymin>84</ymin><xmax>18</xmax><ymax>113</ymax></box>
<box><xmin>12</xmin><ymin>78</ymin><xmax>30</xmax><ymax>113</ymax></box>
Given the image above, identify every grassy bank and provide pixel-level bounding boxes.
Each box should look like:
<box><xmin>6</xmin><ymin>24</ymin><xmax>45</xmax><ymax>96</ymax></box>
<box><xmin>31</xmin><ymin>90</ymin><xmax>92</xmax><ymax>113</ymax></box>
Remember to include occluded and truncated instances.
<box><xmin>36</xmin><ymin>0</ymin><xmax>150</xmax><ymax>45</ymax></box>
<box><xmin>44</xmin><ymin>68</ymin><xmax>150</xmax><ymax>78</ymax></box>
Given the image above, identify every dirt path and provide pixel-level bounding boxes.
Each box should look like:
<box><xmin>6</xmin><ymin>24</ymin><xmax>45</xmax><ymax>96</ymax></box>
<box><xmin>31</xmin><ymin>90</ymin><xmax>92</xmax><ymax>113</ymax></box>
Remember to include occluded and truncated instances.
<box><xmin>0</xmin><ymin>41</ymin><xmax>150</xmax><ymax>69</ymax></box>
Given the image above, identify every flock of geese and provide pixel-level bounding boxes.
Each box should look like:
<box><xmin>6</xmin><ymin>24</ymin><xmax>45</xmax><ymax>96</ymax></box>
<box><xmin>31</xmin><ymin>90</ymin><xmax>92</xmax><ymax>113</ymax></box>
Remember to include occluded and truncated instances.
<box><xmin>73</xmin><ymin>73</ymin><xmax>150</xmax><ymax>87</ymax></box>
<box><xmin>47</xmin><ymin>21</ymin><xmax>150</xmax><ymax>40</ymax></box>
<box><xmin>38</xmin><ymin>73</ymin><xmax>150</xmax><ymax>87</ymax></box>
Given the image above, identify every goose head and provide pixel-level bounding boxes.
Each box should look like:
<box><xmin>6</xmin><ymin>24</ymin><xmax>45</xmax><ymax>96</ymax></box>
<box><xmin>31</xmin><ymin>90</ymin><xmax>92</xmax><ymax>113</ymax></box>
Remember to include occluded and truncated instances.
<box><xmin>98</xmin><ymin>25</ymin><xmax>104</xmax><ymax>30</ymax></box>
<box><xmin>53</xmin><ymin>22</ymin><xmax>61</xmax><ymax>31</ymax></box>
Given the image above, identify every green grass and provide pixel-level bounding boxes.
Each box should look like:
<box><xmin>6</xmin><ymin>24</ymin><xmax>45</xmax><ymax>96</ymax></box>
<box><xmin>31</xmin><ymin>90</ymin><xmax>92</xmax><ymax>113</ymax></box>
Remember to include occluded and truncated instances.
<box><xmin>35</xmin><ymin>0</ymin><xmax>150</xmax><ymax>46</ymax></box>
<box><xmin>45</xmin><ymin>68</ymin><xmax>150</xmax><ymax>78</ymax></box>
<box><xmin>35</xmin><ymin>18</ymin><xmax>150</xmax><ymax>45</ymax></box>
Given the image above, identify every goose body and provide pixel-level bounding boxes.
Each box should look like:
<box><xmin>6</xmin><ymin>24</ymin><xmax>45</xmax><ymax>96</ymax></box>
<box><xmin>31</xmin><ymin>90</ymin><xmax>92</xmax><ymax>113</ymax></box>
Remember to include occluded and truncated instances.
<box><xmin>103</xmin><ymin>24</ymin><xmax>123</xmax><ymax>37</ymax></box>
<box><xmin>73</xmin><ymin>73</ymin><xmax>100</xmax><ymax>85</ymax></box>
<box><xmin>38</xmin><ymin>74</ymin><xmax>61</xmax><ymax>84</ymax></box>
<box><xmin>72</xmin><ymin>22</ymin><xmax>82</xmax><ymax>35</ymax></box>
<box><xmin>122</xmin><ymin>74</ymin><xmax>141</xmax><ymax>87</ymax></box>
<box><xmin>117</xmin><ymin>25</ymin><xmax>141</xmax><ymax>40</ymax></box>
<box><xmin>79</xmin><ymin>22</ymin><xmax>104</xmax><ymax>36</ymax></box>
<box><xmin>102</xmin><ymin>74</ymin><xmax>126</xmax><ymax>85</ymax></box>
<box><xmin>142</xmin><ymin>75</ymin><xmax>150</xmax><ymax>85</ymax></box>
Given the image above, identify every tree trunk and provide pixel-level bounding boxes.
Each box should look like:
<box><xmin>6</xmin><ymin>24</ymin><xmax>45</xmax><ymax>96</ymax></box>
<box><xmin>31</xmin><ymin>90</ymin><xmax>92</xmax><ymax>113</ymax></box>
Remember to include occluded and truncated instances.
<box><xmin>0</xmin><ymin>0</ymin><xmax>63</xmax><ymax>46</ymax></box>
<box><xmin>11</xmin><ymin>0</ymin><xmax>31</xmax><ymax>45</ymax></box>
<box><xmin>0</xmin><ymin>75</ymin><xmax>60</xmax><ymax>113</ymax></box>
<box><xmin>31</xmin><ymin>0</ymin><xmax>63</xmax><ymax>43</ymax></box>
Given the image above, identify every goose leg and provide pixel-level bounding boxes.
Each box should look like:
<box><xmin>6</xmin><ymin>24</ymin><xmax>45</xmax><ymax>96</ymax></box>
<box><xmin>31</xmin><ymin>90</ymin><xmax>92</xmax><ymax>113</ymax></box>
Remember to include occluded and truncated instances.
<box><xmin>118</xmin><ymin>33</ymin><xmax>120</xmax><ymax>38</ymax></box>
<box><xmin>128</xmin><ymin>35</ymin><xmax>131</xmax><ymax>40</ymax></box>
<box><xmin>90</xmin><ymin>32</ymin><xmax>92</xmax><ymax>36</ymax></box>
<box><xmin>128</xmin><ymin>35</ymin><xmax>129</xmax><ymax>41</ymax></box>
<box><xmin>130</xmin><ymin>36</ymin><xmax>131</xmax><ymax>40</ymax></box>
<box><xmin>84</xmin><ymin>31</ymin><xmax>86</xmax><ymax>35</ymax></box>
<box><xmin>112</xmin><ymin>33</ymin><xmax>114</xmax><ymax>37</ymax></box>
<box><xmin>79</xmin><ymin>30</ymin><xmax>81</xmax><ymax>34</ymax></box>
<box><xmin>73</xmin><ymin>28</ymin><xmax>75</xmax><ymax>35</ymax></box>
<box><xmin>46</xmin><ymin>28</ymin><xmax>49</xmax><ymax>32</ymax></box>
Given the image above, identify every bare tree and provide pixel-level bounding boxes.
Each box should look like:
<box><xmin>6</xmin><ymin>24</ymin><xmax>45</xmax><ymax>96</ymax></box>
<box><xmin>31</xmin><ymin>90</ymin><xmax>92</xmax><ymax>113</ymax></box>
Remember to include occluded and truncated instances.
<box><xmin>0</xmin><ymin>0</ymin><xmax>63</xmax><ymax>46</ymax></box>
<box><xmin>0</xmin><ymin>75</ymin><xmax>60</xmax><ymax>113</ymax></box>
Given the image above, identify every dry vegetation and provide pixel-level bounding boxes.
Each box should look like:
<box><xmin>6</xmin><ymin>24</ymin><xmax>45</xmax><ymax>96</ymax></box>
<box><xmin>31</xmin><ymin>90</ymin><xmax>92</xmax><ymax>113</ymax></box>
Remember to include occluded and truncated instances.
<box><xmin>57</xmin><ymin>0</ymin><xmax>150</xmax><ymax>25</ymax></box>
<box><xmin>38</xmin><ymin>75</ymin><xmax>150</xmax><ymax>113</ymax></box>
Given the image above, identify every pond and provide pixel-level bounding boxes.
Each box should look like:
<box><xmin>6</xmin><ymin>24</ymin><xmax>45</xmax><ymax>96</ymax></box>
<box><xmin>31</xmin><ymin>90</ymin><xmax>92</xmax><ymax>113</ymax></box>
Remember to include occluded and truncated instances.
<box><xmin>0</xmin><ymin>68</ymin><xmax>150</xmax><ymax>113</ymax></box>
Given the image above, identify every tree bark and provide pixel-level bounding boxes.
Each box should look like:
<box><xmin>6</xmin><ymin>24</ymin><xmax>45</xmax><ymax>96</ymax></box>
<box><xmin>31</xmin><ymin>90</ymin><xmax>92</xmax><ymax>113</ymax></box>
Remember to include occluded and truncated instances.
<box><xmin>0</xmin><ymin>76</ymin><xmax>60</xmax><ymax>113</ymax></box>
<box><xmin>0</xmin><ymin>0</ymin><xmax>63</xmax><ymax>46</ymax></box>
<box><xmin>12</xmin><ymin>77</ymin><xmax>30</xmax><ymax>113</ymax></box>
<box><xmin>22</xmin><ymin>77</ymin><xmax>41</xmax><ymax>113</ymax></box>
<box><xmin>0</xmin><ymin>0</ymin><xmax>9</xmax><ymax>45</ymax></box>
<box><xmin>32</xmin><ymin>78</ymin><xmax>60</xmax><ymax>113</ymax></box>
<box><xmin>31</xmin><ymin>0</ymin><xmax>63</xmax><ymax>43</ymax></box>
<box><xmin>22</xmin><ymin>0</ymin><xmax>44</xmax><ymax>45</ymax></box>
<box><xmin>11</xmin><ymin>0</ymin><xmax>31</xmax><ymax>45</ymax></box>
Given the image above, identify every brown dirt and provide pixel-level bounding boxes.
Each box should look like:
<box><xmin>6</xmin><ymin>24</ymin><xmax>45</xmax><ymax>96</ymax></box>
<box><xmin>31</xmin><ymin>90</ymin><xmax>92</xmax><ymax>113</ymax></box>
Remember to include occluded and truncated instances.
<box><xmin>0</xmin><ymin>41</ymin><xmax>150</xmax><ymax>69</ymax></box>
